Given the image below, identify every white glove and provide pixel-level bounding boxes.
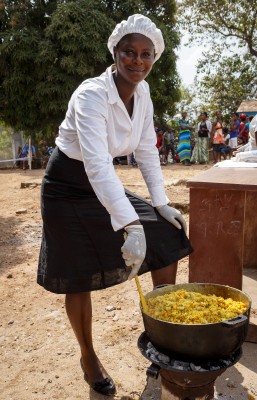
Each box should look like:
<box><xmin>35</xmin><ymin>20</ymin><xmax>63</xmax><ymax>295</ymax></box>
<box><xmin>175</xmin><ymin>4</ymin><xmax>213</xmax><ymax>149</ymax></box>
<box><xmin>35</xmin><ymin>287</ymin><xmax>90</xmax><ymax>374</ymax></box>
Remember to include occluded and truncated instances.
<box><xmin>156</xmin><ymin>204</ymin><xmax>187</xmax><ymax>233</ymax></box>
<box><xmin>121</xmin><ymin>225</ymin><xmax>146</xmax><ymax>280</ymax></box>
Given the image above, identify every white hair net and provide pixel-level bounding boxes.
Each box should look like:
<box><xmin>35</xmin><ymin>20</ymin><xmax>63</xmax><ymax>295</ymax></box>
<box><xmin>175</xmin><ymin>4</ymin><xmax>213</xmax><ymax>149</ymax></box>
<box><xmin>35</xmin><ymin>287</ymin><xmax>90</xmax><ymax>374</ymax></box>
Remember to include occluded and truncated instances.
<box><xmin>107</xmin><ymin>14</ymin><xmax>165</xmax><ymax>62</ymax></box>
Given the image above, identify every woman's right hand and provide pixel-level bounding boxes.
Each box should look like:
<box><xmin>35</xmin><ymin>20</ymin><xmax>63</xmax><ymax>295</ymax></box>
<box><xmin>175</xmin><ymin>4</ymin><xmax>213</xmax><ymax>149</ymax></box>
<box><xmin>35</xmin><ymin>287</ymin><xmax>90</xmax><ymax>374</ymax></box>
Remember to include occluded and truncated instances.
<box><xmin>121</xmin><ymin>225</ymin><xmax>146</xmax><ymax>280</ymax></box>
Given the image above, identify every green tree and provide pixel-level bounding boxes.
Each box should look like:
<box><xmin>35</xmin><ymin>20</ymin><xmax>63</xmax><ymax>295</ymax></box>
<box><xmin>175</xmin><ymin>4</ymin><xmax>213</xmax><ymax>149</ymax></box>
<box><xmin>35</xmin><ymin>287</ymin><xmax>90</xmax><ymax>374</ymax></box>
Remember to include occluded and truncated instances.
<box><xmin>0</xmin><ymin>121</ymin><xmax>12</xmax><ymax>159</ymax></box>
<box><xmin>177</xmin><ymin>0</ymin><xmax>257</xmax><ymax>113</ymax></box>
<box><xmin>0</xmin><ymin>0</ymin><xmax>181</xmax><ymax>137</ymax></box>
<box><xmin>0</xmin><ymin>0</ymin><xmax>114</xmax><ymax>134</ymax></box>
<box><xmin>196</xmin><ymin>53</ymin><xmax>257</xmax><ymax>114</ymax></box>
<box><xmin>177</xmin><ymin>0</ymin><xmax>257</xmax><ymax>57</ymax></box>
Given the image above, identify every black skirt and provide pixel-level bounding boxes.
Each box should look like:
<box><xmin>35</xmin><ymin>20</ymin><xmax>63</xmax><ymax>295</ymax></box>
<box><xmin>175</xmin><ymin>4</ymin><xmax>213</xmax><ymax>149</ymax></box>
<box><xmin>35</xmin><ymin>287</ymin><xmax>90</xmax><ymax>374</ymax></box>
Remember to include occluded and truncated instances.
<box><xmin>37</xmin><ymin>147</ymin><xmax>193</xmax><ymax>294</ymax></box>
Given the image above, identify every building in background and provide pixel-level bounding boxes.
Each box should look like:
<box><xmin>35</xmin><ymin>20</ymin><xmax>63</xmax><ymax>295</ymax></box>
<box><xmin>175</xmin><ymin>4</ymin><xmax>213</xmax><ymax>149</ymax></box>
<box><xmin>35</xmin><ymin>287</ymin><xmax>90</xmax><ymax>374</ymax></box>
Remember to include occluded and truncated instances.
<box><xmin>237</xmin><ymin>100</ymin><xmax>257</xmax><ymax>117</ymax></box>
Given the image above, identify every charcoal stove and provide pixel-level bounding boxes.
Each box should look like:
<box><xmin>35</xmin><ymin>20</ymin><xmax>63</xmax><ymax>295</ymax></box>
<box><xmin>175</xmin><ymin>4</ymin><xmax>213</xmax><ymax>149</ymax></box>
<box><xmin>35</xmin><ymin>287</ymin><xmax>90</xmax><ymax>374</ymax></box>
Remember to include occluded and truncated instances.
<box><xmin>138</xmin><ymin>332</ymin><xmax>242</xmax><ymax>400</ymax></box>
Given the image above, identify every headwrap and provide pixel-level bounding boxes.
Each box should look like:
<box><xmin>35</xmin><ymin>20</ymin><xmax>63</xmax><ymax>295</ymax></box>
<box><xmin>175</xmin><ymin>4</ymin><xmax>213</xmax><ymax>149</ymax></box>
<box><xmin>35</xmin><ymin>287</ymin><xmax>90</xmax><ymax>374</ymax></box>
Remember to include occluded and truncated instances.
<box><xmin>107</xmin><ymin>14</ymin><xmax>165</xmax><ymax>62</ymax></box>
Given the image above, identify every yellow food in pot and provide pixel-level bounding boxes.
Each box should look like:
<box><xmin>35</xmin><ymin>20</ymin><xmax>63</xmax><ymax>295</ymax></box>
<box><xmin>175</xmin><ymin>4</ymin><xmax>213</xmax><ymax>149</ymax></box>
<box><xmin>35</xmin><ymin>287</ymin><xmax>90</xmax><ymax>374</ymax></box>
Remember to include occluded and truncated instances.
<box><xmin>146</xmin><ymin>289</ymin><xmax>247</xmax><ymax>324</ymax></box>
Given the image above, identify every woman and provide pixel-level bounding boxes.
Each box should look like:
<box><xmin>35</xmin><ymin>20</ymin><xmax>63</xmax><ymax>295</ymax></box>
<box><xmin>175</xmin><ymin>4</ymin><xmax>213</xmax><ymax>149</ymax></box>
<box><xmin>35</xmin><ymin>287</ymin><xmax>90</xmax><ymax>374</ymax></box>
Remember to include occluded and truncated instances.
<box><xmin>178</xmin><ymin>111</ymin><xmax>193</xmax><ymax>166</ymax></box>
<box><xmin>37</xmin><ymin>14</ymin><xmax>193</xmax><ymax>395</ymax></box>
<box><xmin>191</xmin><ymin>111</ymin><xmax>212</xmax><ymax>164</ymax></box>
<box><xmin>238</xmin><ymin>113</ymin><xmax>249</xmax><ymax>144</ymax></box>
<box><xmin>236</xmin><ymin>114</ymin><xmax>257</xmax><ymax>153</ymax></box>
<box><xmin>212</xmin><ymin>111</ymin><xmax>224</xmax><ymax>163</ymax></box>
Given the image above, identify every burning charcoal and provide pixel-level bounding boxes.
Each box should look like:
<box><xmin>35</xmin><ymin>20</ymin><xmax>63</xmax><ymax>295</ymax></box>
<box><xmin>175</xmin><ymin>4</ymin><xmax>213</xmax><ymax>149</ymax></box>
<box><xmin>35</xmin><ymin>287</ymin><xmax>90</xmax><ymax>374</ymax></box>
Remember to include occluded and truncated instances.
<box><xmin>173</xmin><ymin>360</ymin><xmax>189</xmax><ymax>370</ymax></box>
<box><xmin>147</xmin><ymin>342</ymin><xmax>155</xmax><ymax>350</ymax></box>
<box><xmin>221</xmin><ymin>359</ymin><xmax>231</xmax><ymax>367</ymax></box>
<box><xmin>149</xmin><ymin>354</ymin><xmax>159</xmax><ymax>364</ymax></box>
<box><xmin>169</xmin><ymin>359</ymin><xmax>175</xmax><ymax>367</ymax></box>
<box><xmin>152</xmin><ymin>349</ymin><xmax>159</xmax><ymax>357</ymax></box>
<box><xmin>146</xmin><ymin>349</ymin><xmax>153</xmax><ymax>357</ymax></box>
<box><xmin>190</xmin><ymin>363</ymin><xmax>201</xmax><ymax>371</ymax></box>
<box><xmin>157</xmin><ymin>354</ymin><xmax>170</xmax><ymax>364</ymax></box>
<box><xmin>201</xmin><ymin>362</ymin><xmax>211</xmax><ymax>370</ymax></box>
<box><xmin>146</xmin><ymin>347</ymin><xmax>154</xmax><ymax>358</ymax></box>
<box><xmin>209</xmin><ymin>365</ymin><xmax>221</xmax><ymax>371</ymax></box>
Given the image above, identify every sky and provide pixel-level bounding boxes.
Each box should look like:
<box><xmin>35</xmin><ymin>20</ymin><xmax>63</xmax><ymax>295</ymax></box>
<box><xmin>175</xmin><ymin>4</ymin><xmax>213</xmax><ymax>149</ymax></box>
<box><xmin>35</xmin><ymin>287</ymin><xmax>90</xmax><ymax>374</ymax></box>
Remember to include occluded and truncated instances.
<box><xmin>176</xmin><ymin>37</ymin><xmax>205</xmax><ymax>86</ymax></box>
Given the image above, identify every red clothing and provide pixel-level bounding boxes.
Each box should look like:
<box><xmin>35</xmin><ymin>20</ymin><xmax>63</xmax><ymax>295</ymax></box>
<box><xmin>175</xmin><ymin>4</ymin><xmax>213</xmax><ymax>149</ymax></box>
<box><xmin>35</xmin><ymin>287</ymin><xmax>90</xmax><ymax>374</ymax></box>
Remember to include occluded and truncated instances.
<box><xmin>239</xmin><ymin>122</ymin><xmax>249</xmax><ymax>143</ymax></box>
<box><xmin>156</xmin><ymin>134</ymin><xmax>163</xmax><ymax>149</ymax></box>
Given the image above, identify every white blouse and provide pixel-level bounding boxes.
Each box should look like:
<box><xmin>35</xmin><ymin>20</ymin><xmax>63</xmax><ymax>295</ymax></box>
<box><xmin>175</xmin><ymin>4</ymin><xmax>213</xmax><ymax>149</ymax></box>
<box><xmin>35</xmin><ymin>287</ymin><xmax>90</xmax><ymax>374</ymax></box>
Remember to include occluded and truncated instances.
<box><xmin>56</xmin><ymin>66</ymin><xmax>167</xmax><ymax>231</ymax></box>
<box><xmin>249</xmin><ymin>114</ymin><xmax>257</xmax><ymax>146</ymax></box>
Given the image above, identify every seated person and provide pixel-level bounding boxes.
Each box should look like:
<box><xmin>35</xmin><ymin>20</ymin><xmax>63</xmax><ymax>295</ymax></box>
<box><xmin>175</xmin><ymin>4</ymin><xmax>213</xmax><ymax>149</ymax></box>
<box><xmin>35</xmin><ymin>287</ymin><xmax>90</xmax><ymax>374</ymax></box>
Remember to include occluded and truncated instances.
<box><xmin>219</xmin><ymin>127</ymin><xmax>232</xmax><ymax>160</ymax></box>
<box><xmin>39</xmin><ymin>141</ymin><xmax>52</xmax><ymax>169</ymax></box>
<box><xmin>21</xmin><ymin>143</ymin><xmax>36</xmax><ymax>170</ymax></box>
<box><xmin>236</xmin><ymin>135</ymin><xmax>245</xmax><ymax>148</ymax></box>
<box><xmin>173</xmin><ymin>151</ymin><xmax>180</xmax><ymax>163</ymax></box>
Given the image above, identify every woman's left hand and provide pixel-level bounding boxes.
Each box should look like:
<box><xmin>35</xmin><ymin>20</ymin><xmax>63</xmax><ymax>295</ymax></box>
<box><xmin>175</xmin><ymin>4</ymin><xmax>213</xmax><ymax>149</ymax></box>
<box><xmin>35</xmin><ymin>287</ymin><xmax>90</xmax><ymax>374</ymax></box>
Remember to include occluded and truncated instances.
<box><xmin>156</xmin><ymin>205</ymin><xmax>187</xmax><ymax>233</ymax></box>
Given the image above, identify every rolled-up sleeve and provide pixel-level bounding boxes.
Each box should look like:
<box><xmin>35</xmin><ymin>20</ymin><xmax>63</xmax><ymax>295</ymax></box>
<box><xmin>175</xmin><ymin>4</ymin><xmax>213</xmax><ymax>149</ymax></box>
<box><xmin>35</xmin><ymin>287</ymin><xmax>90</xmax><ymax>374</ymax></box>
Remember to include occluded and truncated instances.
<box><xmin>74</xmin><ymin>89</ymin><xmax>139</xmax><ymax>231</ymax></box>
<box><xmin>134</xmin><ymin>98</ymin><xmax>168</xmax><ymax>207</ymax></box>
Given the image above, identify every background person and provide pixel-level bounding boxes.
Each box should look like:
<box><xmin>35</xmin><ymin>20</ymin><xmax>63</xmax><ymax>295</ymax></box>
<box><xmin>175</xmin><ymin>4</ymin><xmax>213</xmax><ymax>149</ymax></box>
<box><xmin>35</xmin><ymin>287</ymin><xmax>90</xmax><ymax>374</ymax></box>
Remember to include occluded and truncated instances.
<box><xmin>211</xmin><ymin>111</ymin><xmax>224</xmax><ymax>163</ymax></box>
<box><xmin>236</xmin><ymin>114</ymin><xmax>257</xmax><ymax>153</ymax></box>
<box><xmin>190</xmin><ymin>111</ymin><xmax>212</xmax><ymax>164</ymax></box>
<box><xmin>156</xmin><ymin>128</ymin><xmax>166</xmax><ymax>165</ymax></box>
<box><xmin>219</xmin><ymin>127</ymin><xmax>232</xmax><ymax>160</ymax></box>
<box><xmin>39</xmin><ymin>140</ymin><xmax>52</xmax><ymax>169</ymax></box>
<box><xmin>231</xmin><ymin>112</ymin><xmax>240</xmax><ymax>136</ymax></box>
<box><xmin>178</xmin><ymin>111</ymin><xmax>193</xmax><ymax>166</ymax></box>
<box><xmin>163</xmin><ymin>126</ymin><xmax>175</xmax><ymax>164</ymax></box>
<box><xmin>21</xmin><ymin>142</ymin><xmax>36</xmax><ymax>170</ymax></box>
<box><xmin>227</xmin><ymin>122</ymin><xmax>239</xmax><ymax>151</ymax></box>
<box><xmin>238</xmin><ymin>113</ymin><xmax>249</xmax><ymax>144</ymax></box>
<box><xmin>232</xmin><ymin>135</ymin><xmax>246</xmax><ymax>156</ymax></box>
<box><xmin>37</xmin><ymin>14</ymin><xmax>192</xmax><ymax>396</ymax></box>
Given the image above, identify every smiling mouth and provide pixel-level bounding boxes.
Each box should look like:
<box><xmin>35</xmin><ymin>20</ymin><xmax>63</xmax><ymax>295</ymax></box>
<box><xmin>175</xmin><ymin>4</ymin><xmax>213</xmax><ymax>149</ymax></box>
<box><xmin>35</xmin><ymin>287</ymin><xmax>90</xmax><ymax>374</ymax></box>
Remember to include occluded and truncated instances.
<box><xmin>128</xmin><ymin>68</ymin><xmax>145</xmax><ymax>72</ymax></box>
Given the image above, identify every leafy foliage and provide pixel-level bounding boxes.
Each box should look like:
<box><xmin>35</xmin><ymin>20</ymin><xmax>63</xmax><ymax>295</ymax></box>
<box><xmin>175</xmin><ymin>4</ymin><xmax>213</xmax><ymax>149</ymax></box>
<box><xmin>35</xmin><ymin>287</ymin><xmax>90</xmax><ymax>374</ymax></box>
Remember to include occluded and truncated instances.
<box><xmin>0</xmin><ymin>120</ymin><xmax>12</xmax><ymax>159</ymax></box>
<box><xmin>0</xmin><ymin>0</ymin><xmax>181</xmax><ymax>137</ymax></box>
<box><xmin>196</xmin><ymin>53</ymin><xmax>257</xmax><ymax>114</ymax></box>
<box><xmin>177</xmin><ymin>0</ymin><xmax>257</xmax><ymax>57</ymax></box>
<box><xmin>177</xmin><ymin>0</ymin><xmax>257</xmax><ymax>114</ymax></box>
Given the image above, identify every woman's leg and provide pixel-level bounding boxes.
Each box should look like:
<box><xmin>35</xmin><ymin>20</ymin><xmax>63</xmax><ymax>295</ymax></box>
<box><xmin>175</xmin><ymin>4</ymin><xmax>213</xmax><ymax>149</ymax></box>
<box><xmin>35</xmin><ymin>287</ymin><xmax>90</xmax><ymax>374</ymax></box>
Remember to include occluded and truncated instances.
<box><xmin>65</xmin><ymin>292</ymin><xmax>110</xmax><ymax>382</ymax></box>
<box><xmin>213</xmin><ymin>150</ymin><xmax>218</xmax><ymax>163</ymax></box>
<box><xmin>151</xmin><ymin>262</ymin><xmax>178</xmax><ymax>287</ymax></box>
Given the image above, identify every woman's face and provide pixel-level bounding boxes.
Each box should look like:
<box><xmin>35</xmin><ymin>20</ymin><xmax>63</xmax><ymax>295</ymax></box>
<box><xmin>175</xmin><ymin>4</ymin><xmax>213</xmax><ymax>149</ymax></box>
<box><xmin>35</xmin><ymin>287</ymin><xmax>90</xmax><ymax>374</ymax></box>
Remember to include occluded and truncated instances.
<box><xmin>114</xmin><ymin>33</ymin><xmax>155</xmax><ymax>86</ymax></box>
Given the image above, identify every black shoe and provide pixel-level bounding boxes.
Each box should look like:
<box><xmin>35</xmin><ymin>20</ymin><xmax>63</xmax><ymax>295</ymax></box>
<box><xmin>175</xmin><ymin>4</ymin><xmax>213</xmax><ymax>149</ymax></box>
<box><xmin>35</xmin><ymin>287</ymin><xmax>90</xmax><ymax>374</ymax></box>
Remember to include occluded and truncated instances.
<box><xmin>80</xmin><ymin>358</ymin><xmax>116</xmax><ymax>395</ymax></box>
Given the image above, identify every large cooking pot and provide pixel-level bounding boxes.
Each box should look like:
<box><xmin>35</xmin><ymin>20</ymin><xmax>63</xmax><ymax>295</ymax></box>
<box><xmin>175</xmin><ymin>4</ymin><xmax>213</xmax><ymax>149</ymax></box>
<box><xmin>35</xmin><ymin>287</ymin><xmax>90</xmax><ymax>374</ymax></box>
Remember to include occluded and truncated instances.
<box><xmin>142</xmin><ymin>283</ymin><xmax>251</xmax><ymax>360</ymax></box>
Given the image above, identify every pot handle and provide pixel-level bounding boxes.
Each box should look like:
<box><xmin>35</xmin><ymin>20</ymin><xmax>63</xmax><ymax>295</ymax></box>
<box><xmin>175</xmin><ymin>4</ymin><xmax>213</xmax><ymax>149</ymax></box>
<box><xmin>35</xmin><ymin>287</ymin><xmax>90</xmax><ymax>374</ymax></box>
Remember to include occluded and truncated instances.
<box><xmin>222</xmin><ymin>314</ymin><xmax>248</xmax><ymax>328</ymax></box>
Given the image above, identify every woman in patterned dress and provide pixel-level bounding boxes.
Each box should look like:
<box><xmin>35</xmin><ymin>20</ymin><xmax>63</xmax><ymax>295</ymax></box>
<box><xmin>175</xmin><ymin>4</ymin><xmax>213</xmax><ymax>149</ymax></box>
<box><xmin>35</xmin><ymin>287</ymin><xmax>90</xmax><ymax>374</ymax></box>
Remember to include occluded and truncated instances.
<box><xmin>191</xmin><ymin>112</ymin><xmax>212</xmax><ymax>164</ymax></box>
<box><xmin>178</xmin><ymin>111</ymin><xmax>193</xmax><ymax>166</ymax></box>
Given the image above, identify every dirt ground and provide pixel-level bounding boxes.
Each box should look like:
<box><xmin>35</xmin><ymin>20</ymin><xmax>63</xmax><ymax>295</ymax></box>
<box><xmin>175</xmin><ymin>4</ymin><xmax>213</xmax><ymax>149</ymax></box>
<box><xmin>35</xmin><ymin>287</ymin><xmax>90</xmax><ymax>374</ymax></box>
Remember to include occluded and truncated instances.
<box><xmin>0</xmin><ymin>164</ymin><xmax>256</xmax><ymax>400</ymax></box>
